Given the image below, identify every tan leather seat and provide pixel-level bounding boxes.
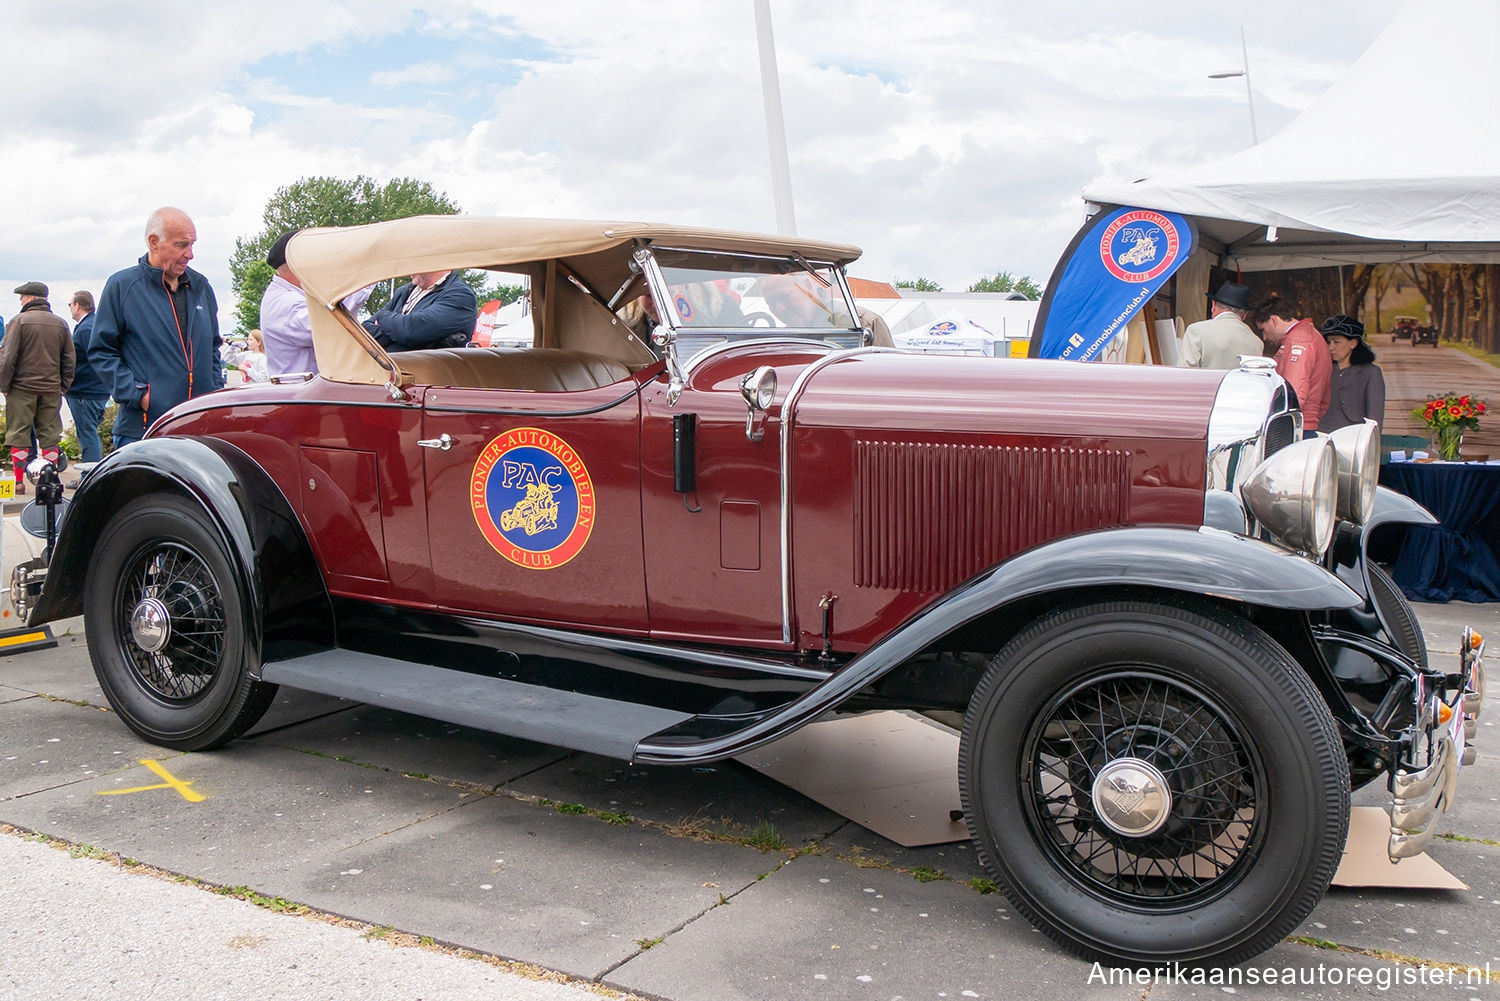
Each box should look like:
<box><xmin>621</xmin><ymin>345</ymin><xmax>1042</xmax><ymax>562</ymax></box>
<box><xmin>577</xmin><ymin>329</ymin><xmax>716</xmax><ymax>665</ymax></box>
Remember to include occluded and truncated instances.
<box><xmin>398</xmin><ymin>348</ymin><xmax>634</xmax><ymax>392</ymax></box>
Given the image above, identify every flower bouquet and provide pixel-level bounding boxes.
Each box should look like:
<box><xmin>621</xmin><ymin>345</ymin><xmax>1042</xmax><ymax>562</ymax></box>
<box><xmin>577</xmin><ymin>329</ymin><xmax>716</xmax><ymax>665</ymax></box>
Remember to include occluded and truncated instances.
<box><xmin>1412</xmin><ymin>392</ymin><xmax>1486</xmax><ymax>460</ymax></box>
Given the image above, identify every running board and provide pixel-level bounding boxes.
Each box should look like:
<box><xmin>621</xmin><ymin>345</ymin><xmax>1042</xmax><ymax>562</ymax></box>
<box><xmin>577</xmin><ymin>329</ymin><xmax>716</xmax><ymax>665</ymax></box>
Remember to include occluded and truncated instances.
<box><xmin>260</xmin><ymin>650</ymin><xmax>693</xmax><ymax>761</ymax></box>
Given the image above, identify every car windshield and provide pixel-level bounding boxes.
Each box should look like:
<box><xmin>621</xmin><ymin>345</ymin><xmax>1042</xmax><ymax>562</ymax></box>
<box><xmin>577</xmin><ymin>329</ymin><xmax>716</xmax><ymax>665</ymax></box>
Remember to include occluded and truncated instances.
<box><xmin>651</xmin><ymin>248</ymin><xmax>859</xmax><ymax>333</ymax></box>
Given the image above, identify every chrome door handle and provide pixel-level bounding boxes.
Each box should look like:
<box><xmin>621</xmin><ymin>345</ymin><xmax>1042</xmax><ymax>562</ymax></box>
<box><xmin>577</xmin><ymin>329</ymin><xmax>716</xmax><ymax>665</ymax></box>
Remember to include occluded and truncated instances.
<box><xmin>417</xmin><ymin>433</ymin><xmax>454</xmax><ymax>451</ymax></box>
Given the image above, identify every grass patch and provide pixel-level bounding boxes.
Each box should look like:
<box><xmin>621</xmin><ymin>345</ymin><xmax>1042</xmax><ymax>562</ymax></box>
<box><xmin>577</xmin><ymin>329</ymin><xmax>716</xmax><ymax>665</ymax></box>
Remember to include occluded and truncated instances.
<box><xmin>534</xmin><ymin>797</ymin><xmax>633</xmax><ymax>826</ymax></box>
<box><xmin>67</xmin><ymin>843</ymin><xmax>110</xmax><ymax>861</ymax></box>
<box><xmin>967</xmin><ymin>877</ymin><xmax>1000</xmax><ymax>895</ymax></box>
<box><xmin>1437</xmin><ymin>831</ymin><xmax>1500</xmax><ymax>847</ymax></box>
<box><xmin>1288</xmin><ymin>935</ymin><xmax>1339</xmax><ymax>950</ymax></box>
<box><xmin>37</xmin><ymin>693</ymin><xmax>104</xmax><ymax>709</ymax></box>
<box><xmin>293</xmin><ymin>748</ymin><xmax>379</xmax><ymax>770</ymax></box>
<box><xmin>833</xmin><ymin>846</ymin><xmax>893</xmax><ymax>870</ymax></box>
<box><xmin>910</xmin><ymin>866</ymin><xmax>946</xmax><ymax>883</ymax></box>
<box><xmin>660</xmin><ymin>814</ymin><xmax>800</xmax><ymax>855</ymax></box>
<box><xmin>215</xmin><ymin>885</ymin><xmax>310</xmax><ymax>914</ymax></box>
<box><xmin>635</xmin><ymin>936</ymin><xmax>664</xmax><ymax>951</ymax></box>
<box><xmin>744</xmin><ymin>821</ymin><xmax>787</xmax><ymax>853</ymax></box>
<box><xmin>1444</xmin><ymin>340</ymin><xmax>1500</xmax><ymax>370</ymax></box>
<box><xmin>1287</xmin><ymin>936</ymin><xmax>1495</xmax><ymax>980</ymax></box>
<box><xmin>363</xmin><ymin>925</ymin><xmax>394</xmax><ymax>941</ymax></box>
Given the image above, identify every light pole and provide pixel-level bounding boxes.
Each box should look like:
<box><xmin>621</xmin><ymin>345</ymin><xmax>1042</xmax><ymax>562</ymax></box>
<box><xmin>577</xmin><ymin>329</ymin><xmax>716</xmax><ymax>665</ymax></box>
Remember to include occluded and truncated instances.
<box><xmin>753</xmin><ymin>0</ymin><xmax>797</xmax><ymax>235</ymax></box>
<box><xmin>1209</xmin><ymin>26</ymin><xmax>1259</xmax><ymax>145</ymax></box>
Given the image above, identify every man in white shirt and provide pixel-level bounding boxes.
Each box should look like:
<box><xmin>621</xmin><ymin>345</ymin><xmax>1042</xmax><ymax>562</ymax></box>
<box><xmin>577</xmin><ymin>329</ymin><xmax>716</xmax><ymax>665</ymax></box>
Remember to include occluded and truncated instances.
<box><xmin>1178</xmin><ymin>281</ymin><xmax>1263</xmax><ymax>369</ymax></box>
<box><xmin>260</xmin><ymin>230</ymin><xmax>373</xmax><ymax>378</ymax></box>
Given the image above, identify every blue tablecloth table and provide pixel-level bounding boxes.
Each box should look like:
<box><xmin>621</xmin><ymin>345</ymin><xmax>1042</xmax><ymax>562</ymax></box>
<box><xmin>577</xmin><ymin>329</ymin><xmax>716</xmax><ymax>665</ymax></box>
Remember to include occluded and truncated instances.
<box><xmin>1378</xmin><ymin>461</ymin><xmax>1500</xmax><ymax>603</ymax></box>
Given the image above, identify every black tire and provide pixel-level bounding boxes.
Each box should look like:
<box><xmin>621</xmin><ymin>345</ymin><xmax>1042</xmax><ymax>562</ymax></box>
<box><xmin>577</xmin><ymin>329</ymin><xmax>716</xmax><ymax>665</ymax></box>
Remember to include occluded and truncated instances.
<box><xmin>959</xmin><ymin>600</ymin><xmax>1349</xmax><ymax>967</ymax></box>
<box><xmin>84</xmin><ymin>493</ymin><xmax>276</xmax><ymax>750</ymax></box>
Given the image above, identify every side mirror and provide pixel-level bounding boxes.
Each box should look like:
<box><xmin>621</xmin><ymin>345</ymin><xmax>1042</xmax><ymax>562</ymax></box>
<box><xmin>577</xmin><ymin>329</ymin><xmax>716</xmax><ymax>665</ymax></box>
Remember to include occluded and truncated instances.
<box><xmin>739</xmin><ymin>366</ymin><xmax>777</xmax><ymax>441</ymax></box>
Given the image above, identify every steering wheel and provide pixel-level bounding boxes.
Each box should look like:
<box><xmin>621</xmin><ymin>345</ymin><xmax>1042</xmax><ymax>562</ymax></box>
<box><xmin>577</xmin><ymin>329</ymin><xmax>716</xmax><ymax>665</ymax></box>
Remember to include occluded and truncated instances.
<box><xmin>740</xmin><ymin>311</ymin><xmax>778</xmax><ymax>327</ymax></box>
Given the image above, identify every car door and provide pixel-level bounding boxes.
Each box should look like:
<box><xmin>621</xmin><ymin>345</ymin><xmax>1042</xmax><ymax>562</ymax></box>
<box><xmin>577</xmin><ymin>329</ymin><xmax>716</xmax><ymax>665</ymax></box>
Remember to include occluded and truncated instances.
<box><xmin>421</xmin><ymin>382</ymin><xmax>648</xmax><ymax>632</ymax></box>
<box><xmin>638</xmin><ymin>350</ymin><xmax>793</xmax><ymax>647</ymax></box>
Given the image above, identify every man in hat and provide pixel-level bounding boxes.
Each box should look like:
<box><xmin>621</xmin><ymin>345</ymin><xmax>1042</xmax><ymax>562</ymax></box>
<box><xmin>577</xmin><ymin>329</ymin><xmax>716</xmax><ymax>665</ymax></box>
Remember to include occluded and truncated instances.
<box><xmin>1253</xmin><ymin>296</ymin><xmax>1333</xmax><ymax>433</ymax></box>
<box><xmin>260</xmin><ymin>229</ymin><xmax>374</xmax><ymax>378</ymax></box>
<box><xmin>1319</xmin><ymin>314</ymin><xmax>1386</xmax><ymax>434</ymax></box>
<box><xmin>91</xmin><ymin>207</ymin><xmax>225</xmax><ymax>446</ymax></box>
<box><xmin>0</xmin><ymin>282</ymin><xmax>75</xmax><ymax>494</ymax></box>
<box><xmin>1177</xmin><ymin>281</ymin><xmax>1262</xmax><ymax>369</ymax></box>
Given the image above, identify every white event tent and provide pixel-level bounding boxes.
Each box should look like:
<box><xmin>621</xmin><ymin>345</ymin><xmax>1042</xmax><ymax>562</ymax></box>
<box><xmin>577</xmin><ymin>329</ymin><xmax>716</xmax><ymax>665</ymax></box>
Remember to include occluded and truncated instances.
<box><xmin>1081</xmin><ymin>0</ymin><xmax>1500</xmax><ymax>274</ymax></box>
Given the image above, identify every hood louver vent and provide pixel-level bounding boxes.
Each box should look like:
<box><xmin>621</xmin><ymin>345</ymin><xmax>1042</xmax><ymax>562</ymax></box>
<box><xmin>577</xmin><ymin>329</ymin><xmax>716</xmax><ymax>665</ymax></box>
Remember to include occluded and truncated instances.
<box><xmin>853</xmin><ymin>441</ymin><xmax>1130</xmax><ymax>592</ymax></box>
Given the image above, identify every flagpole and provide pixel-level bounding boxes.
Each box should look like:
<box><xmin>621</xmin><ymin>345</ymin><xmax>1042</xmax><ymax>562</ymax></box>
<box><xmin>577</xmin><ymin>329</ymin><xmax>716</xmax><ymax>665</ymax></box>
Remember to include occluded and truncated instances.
<box><xmin>753</xmin><ymin>0</ymin><xmax>797</xmax><ymax>234</ymax></box>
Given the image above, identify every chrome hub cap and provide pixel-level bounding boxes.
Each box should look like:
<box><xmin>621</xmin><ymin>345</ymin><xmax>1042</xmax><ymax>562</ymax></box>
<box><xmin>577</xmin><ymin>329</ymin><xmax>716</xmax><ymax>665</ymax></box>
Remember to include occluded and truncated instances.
<box><xmin>1091</xmin><ymin>757</ymin><xmax>1173</xmax><ymax>837</ymax></box>
<box><xmin>129</xmin><ymin>597</ymin><xmax>172</xmax><ymax>653</ymax></box>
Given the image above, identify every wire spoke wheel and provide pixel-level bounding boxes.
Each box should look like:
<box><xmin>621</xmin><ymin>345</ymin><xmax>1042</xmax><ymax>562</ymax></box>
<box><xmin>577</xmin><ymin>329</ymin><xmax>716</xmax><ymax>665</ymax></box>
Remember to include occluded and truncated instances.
<box><xmin>1027</xmin><ymin>671</ymin><xmax>1264</xmax><ymax>906</ymax></box>
<box><xmin>116</xmin><ymin>542</ymin><xmax>227</xmax><ymax>701</ymax></box>
<box><xmin>85</xmin><ymin>493</ymin><xmax>277</xmax><ymax>751</ymax></box>
<box><xmin>959</xmin><ymin>600</ymin><xmax>1349</xmax><ymax>967</ymax></box>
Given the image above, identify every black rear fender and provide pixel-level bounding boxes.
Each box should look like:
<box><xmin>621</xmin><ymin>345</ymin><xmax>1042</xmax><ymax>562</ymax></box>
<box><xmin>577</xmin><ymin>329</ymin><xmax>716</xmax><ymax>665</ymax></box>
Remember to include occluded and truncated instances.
<box><xmin>28</xmin><ymin>438</ymin><xmax>333</xmax><ymax>662</ymax></box>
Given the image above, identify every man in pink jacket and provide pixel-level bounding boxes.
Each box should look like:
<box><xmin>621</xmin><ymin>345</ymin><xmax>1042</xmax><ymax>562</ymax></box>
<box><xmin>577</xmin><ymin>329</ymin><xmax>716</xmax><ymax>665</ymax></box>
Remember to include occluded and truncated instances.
<box><xmin>1255</xmin><ymin>296</ymin><xmax>1332</xmax><ymax>433</ymax></box>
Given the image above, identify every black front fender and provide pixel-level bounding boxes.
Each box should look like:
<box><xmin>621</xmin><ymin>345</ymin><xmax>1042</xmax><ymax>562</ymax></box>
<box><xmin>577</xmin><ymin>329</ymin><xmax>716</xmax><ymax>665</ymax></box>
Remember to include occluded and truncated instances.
<box><xmin>637</xmin><ymin>525</ymin><xmax>1357</xmax><ymax>762</ymax></box>
<box><xmin>1329</xmin><ymin>485</ymin><xmax>1437</xmax><ymax>602</ymax></box>
<box><xmin>27</xmin><ymin>437</ymin><xmax>333</xmax><ymax>662</ymax></box>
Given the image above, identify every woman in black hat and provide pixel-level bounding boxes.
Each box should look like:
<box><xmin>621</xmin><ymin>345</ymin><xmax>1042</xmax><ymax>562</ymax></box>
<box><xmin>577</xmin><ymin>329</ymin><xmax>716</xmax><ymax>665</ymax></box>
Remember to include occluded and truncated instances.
<box><xmin>1319</xmin><ymin>314</ymin><xmax>1386</xmax><ymax>433</ymax></box>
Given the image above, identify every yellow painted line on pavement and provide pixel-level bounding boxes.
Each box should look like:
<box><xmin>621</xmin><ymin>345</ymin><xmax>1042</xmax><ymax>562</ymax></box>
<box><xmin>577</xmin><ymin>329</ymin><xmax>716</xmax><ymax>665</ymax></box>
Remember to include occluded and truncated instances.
<box><xmin>96</xmin><ymin>758</ymin><xmax>206</xmax><ymax>803</ymax></box>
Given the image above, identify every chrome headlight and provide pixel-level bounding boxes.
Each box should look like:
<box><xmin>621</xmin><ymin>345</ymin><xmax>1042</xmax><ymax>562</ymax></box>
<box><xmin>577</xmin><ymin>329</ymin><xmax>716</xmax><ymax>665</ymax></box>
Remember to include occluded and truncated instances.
<box><xmin>1326</xmin><ymin>420</ymin><xmax>1379</xmax><ymax>525</ymax></box>
<box><xmin>1241</xmin><ymin>437</ymin><xmax>1338</xmax><ymax>555</ymax></box>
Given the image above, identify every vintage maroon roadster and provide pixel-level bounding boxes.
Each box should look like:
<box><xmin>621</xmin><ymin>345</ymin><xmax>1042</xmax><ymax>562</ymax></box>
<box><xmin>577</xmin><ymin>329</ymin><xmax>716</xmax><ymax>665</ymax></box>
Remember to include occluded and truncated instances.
<box><xmin>15</xmin><ymin>217</ymin><xmax>1484</xmax><ymax>966</ymax></box>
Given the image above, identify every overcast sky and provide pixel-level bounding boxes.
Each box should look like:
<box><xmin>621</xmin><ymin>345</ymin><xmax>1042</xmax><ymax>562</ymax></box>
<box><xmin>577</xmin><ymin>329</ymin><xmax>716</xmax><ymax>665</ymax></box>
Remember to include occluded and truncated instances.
<box><xmin>0</xmin><ymin>0</ymin><xmax>1404</xmax><ymax>328</ymax></box>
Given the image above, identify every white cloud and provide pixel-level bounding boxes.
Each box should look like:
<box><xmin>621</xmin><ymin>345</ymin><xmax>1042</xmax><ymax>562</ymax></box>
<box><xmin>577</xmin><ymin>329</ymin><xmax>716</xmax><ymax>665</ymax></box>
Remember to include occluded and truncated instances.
<box><xmin>1</xmin><ymin>0</ymin><xmax>1404</xmax><ymax>325</ymax></box>
<box><xmin>369</xmin><ymin>62</ymin><xmax>461</xmax><ymax>88</ymax></box>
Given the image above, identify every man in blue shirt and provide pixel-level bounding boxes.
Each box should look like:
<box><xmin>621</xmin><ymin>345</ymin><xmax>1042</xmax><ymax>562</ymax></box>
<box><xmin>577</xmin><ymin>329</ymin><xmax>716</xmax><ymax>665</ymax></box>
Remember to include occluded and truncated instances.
<box><xmin>66</xmin><ymin>290</ymin><xmax>110</xmax><ymax>462</ymax></box>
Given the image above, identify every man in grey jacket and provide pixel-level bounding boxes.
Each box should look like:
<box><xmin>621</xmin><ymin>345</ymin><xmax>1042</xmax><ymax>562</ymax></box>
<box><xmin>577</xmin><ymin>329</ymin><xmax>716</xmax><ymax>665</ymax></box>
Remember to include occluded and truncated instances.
<box><xmin>0</xmin><ymin>282</ymin><xmax>75</xmax><ymax>494</ymax></box>
<box><xmin>1178</xmin><ymin>281</ymin><xmax>1263</xmax><ymax>369</ymax></box>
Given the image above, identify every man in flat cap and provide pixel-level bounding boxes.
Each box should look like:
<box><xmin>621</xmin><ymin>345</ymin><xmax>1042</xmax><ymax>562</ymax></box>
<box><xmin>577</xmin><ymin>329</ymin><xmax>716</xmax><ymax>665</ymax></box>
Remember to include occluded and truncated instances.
<box><xmin>91</xmin><ymin>207</ymin><xmax>225</xmax><ymax>446</ymax></box>
<box><xmin>1177</xmin><ymin>281</ymin><xmax>1263</xmax><ymax>369</ymax></box>
<box><xmin>0</xmin><ymin>282</ymin><xmax>75</xmax><ymax>494</ymax></box>
<box><xmin>260</xmin><ymin>229</ymin><xmax>373</xmax><ymax>378</ymax></box>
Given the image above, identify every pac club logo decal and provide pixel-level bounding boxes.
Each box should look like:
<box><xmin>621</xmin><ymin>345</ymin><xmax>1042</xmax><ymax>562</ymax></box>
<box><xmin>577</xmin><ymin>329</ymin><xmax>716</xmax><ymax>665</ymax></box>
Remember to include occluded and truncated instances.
<box><xmin>471</xmin><ymin>428</ymin><xmax>595</xmax><ymax>570</ymax></box>
<box><xmin>1099</xmin><ymin>209</ymin><xmax>1181</xmax><ymax>283</ymax></box>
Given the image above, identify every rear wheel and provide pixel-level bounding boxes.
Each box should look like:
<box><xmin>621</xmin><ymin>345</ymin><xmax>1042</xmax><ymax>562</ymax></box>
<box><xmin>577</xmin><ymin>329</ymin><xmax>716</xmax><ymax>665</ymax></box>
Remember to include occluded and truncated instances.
<box><xmin>959</xmin><ymin>600</ymin><xmax>1348</xmax><ymax>967</ymax></box>
<box><xmin>84</xmin><ymin>494</ymin><xmax>276</xmax><ymax>750</ymax></box>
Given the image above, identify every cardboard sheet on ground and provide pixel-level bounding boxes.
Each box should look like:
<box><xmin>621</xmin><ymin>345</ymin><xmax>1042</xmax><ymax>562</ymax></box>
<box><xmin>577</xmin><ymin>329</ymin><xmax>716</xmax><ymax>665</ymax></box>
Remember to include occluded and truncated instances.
<box><xmin>742</xmin><ymin>713</ymin><xmax>1469</xmax><ymax>890</ymax></box>
<box><xmin>738</xmin><ymin>711</ymin><xmax>967</xmax><ymax>847</ymax></box>
<box><xmin>1332</xmin><ymin>807</ymin><xmax>1467</xmax><ymax>889</ymax></box>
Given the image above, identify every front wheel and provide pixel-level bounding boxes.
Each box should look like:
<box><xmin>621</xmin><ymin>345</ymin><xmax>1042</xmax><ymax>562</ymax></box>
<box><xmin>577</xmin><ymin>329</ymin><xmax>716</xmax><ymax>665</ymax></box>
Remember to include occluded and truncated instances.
<box><xmin>959</xmin><ymin>600</ymin><xmax>1349</xmax><ymax>967</ymax></box>
<box><xmin>84</xmin><ymin>493</ymin><xmax>276</xmax><ymax>750</ymax></box>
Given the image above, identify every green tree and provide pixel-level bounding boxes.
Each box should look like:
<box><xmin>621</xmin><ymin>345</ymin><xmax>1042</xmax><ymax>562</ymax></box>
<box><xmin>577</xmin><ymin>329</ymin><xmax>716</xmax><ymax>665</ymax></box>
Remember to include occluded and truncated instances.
<box><xmin>229</xmin><ymin>175</ymin><xmax>464</xmax><ymax>333</ymax></box>
<box><xmin>894</xmin><ymin>277</ymin><xmax>943</xmax><ymax>292</ymax></box>
<box><xmin>967</xmin><ymin>272</ymin><xmax>1042</xmax><ymax>299</ymax></box>
<box><xmin>477</xmin><ymin>283</ymin><xmax>528</xmax><ymax>307</ymax></box>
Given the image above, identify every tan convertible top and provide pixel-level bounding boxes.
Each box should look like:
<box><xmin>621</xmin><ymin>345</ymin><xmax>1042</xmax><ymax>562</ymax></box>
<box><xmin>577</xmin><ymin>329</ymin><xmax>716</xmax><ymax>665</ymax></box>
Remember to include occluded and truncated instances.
<box><xmin>282</xmin><ymin>215</ymin><xmax>863</xmax><ymax>386</ymax></box>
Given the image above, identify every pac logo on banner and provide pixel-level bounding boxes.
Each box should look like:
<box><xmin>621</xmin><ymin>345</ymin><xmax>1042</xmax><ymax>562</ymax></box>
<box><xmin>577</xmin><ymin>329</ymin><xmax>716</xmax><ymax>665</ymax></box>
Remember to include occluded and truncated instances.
<box><xmin>471</xmin><ymin>428</ymin><xmax>596</xmax><ymax>570</ymax></box>
<box><xmin>1031</xmin><ymin>205</ymin><xmax>1197</xmax><ymax>362</ymax></box>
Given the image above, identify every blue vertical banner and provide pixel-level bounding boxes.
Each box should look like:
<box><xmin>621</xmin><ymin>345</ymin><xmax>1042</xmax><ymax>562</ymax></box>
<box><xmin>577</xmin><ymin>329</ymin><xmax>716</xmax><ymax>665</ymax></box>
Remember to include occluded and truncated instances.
<box><xmin>1031</xmin><ymin>205</ymin><xmax>1197</xmax><ymax>361</ymax></box>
